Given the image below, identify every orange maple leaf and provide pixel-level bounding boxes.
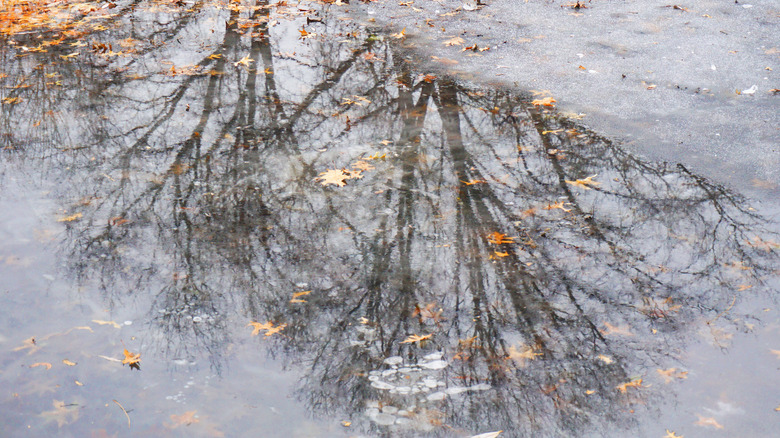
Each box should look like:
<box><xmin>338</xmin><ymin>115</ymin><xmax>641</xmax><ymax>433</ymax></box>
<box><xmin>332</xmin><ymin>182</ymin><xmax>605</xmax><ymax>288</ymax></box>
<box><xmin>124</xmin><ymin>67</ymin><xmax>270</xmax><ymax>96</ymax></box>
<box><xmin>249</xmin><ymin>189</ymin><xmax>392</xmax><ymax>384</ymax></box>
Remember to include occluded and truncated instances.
<box><xmin>487</xmin><ymin>232</ymin><xmax>515</xmax><ymax>245</ymax></box>
<box><xmin>315</xmin><ymin>168</ymin><xmax>363</xmax><ymax>187</ymax></box>
<box><xmin>247</xmin><ymin>321</ymin><xmax>286</xmax><ymax>337</ymax></box>
<box><xmin>531</xmin><ymin>96</ymin><xmax>556</xmax><ymax>107</ymax></box>
<box><xmin>122</xmin><ymin>349</ymin><xmax>140</xmax><ymax>370</ymax></box>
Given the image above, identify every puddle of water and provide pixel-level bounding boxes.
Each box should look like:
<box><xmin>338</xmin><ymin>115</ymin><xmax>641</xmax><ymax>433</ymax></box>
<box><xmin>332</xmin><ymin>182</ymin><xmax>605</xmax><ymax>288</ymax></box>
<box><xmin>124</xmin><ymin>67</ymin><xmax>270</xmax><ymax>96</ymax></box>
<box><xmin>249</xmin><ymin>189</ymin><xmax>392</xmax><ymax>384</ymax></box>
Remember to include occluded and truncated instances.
<box><xmin>1</xmin><ymin>1</ymin><xmax>778</xmax><ymax>437</ymax></box>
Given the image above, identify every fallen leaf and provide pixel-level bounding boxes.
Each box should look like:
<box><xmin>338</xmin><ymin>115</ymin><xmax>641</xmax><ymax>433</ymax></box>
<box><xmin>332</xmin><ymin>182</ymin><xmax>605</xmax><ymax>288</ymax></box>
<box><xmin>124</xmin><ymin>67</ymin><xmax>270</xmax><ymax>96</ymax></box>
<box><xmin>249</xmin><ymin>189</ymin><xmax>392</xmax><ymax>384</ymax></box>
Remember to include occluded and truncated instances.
<box><xmin>664</xmin><ymin>430</ymin><xmax>683</xmax><ymax>438</ymax></box>
<box><xmin>566</xmin><ymin>174</ymin><xmax>601</xmax><ymax>190</ymax></box>
<box><xmin>168</xmin><ymin>410</ymin><xmax>199</xmax><ymax>428</ymax></box>
<box><xmin>247</xmin><ymin>321</ymin><xmax>286</xmax><ymax>337</ymax></box>
<box><xmin>92</xmin><ymin>320</ymin><xmax>122</xmax><ymax>329</ymax></box>
<box><xmin>470</xmin><ymin>432</ymin><xmax>502</xmax><ymax>438</ymax></box>
<box><xmin>122</xmin><ymin>349</ymin><xmax>141</xmax><ymax>370</ymax></box>
<box><xmin>657</xmin><ymin>368</ymin><xmax>688</xmax><ymax>383</ymax></box>
<box><xmin>597</xmin><ymin>354</ymin><xmax>613</xmax><ymax>364</ymax></box>
<box><xmin>40</xmin><ymin>400</ymin><xmax>79</xmax><ymax>427</ymax></box>
<box><xmin>600</xmin><ymin>322</ymin><xmax>633</xmax><ymax>336</ymax></box>
<box><xmin>487</xmin><ymin>232</ymin><xmax>515</xmax><ymax>245</ymax></box>
<box><xmin>444</xmin><ymin>36</ymin><xmax>465</xmax><ymax>46</ymax></box>
<box><xmin>391</xmin><ymin>28</ymin><xmax>406</xmax><ymax>39</ymax></box>
<box><xmin>62</xmin><ymin>359</ymin><xmax>76</xmax><ymax>366</ymax></box>
<box><xmin>233</xmin><ymin>54</ymin><xmax>254</xmax><ymax>67</ymax></box>
<box><xmin>400</xmin><ymin>334</ymin><xmax>432</xmax><ymax>344</ymax></box>
<box><xmin>315</xmin><ymin>168</ymin><xmax>362</xmax><ymax>187</ymax></box>
<box><xmin>30</xmin><ymin>362</ymin><xmax>53</xmax><ymax>370</ymax></box>
<box><xmin>531</xmin><ymin>96</ymin><xmax>556</xmax><ymax>107</ymax></box>
<box><xmin>694</xmin><ymin>414</ymin><xmax>723</xmax><ymax>429</ymax></box>
<box><xmin>544</xmin><ymin>201</ymin><xmax>572</xmax><ymax>212</ymax></box>
<box><xmin>57</xmin><ymin>213</ymin><xmax>83</xmax><ymax>222</ymax></box>
<box><xmin>290</xmin><ymin>290</ymin><xmax>311</xmax><ymax>303</ymax></box>
<box><xmin>616</xmin><ymin>379</ymin><xmax>644</xmax><ymax>393</ymax></box>
<box><xmin>507</xmin><ymin>345</ymin><xmax>541</xmax><ymax>365</ymax></box>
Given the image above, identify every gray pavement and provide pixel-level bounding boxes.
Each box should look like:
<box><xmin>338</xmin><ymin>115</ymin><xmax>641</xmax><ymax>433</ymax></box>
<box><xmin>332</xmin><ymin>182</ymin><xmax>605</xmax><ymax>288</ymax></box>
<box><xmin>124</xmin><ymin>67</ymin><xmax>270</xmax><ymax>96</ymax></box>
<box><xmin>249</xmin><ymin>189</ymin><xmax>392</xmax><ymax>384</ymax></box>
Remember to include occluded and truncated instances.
<box><xmin>351</xmin><ymin>0</ymin><xmax>780</xmax><ymax>199</ymax></box>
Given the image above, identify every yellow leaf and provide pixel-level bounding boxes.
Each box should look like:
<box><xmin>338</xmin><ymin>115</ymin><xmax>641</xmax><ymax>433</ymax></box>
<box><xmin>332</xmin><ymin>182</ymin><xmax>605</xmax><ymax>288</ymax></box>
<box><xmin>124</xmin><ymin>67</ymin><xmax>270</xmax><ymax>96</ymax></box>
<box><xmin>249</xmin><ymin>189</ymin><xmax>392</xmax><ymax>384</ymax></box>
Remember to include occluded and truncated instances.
<box><xmin>616</xmin><ymin>379</ymin><xmax>643</xmax><ymax>393</ymax></box>
<box><xmin>600</xmin><ymin>322</ymin><xmax>633</xmax><ymax>336</ymax></box>
<box><xmin>444</xmin><ymin>36</ymin><xmax>465</xmax><ymax>46</ymax></box>
<box><xmin>400</xmin><ymin>334</ymin><xmax>432</xmax><ymax>344</ymax></box>
<box><xmin>391</xmin><ymin>28</ymin><xmax>406</xmax><ymax>39</ymax></box>
<box><xmin>122</xmin><ymin>349</ymin><xmax>140</xmax><ymax>369</ymax></box>
<box><xmin>30</xmin><ymin>362</ymin><xmax>52</xmax><ymax>370</ymax></box>
<box><xmin>247</xmin><ymin>321</ymin><xmax>286</xmax><ymax>337</ymax></box>
<box><xmin>57</xmin><ymin>213</ymin><xmax>82</xmax><ymax>222</ymax></box>
<box><xmin>565</xmin><ymin>174</ymin><xmax>601</xmax><ymax>190</ymax></box>
<box><xmin>62</xmin><ymin>359</ymin><xmax>76</xmax><ymax>366</ymax></box>
<box><xmin>657</xmin><ymin>368</ymin><xmax>688</xmax><ymax>383</ymax></box>
<box><xmin>531</xmin><ymin>96</ymin><xmax>556</xmax><ymax>107</ymax></box>
<box><xmin>233</xmin><ymin>54</ymin><xmax>254</xmax><ymax>67</ymax></box>
<box><xmin>92</xmin><ymin>319</ymin><xmax>121</xmax><ymax>329</ymax></box>
<box><xmin>694</xmin><ymin>414</ymin><xmax>723</xmax><ymax>429</ymax></box>
<box><xmin>597</xmin><ymin>354</ymin><xmax>613</xmax><ymax>364</ymax></box>
<box><xmin>664</xmin><ymin>430</ymin><xmax>683</xmax><ymax>438</ymax></box>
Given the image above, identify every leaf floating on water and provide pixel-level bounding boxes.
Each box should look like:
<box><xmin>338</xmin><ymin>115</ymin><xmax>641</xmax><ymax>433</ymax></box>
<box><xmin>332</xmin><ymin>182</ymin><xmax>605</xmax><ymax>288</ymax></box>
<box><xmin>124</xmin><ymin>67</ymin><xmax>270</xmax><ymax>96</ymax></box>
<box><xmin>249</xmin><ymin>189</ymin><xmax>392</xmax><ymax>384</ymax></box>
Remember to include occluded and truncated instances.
<box><xmin>39</xmin><ymin>399</ymin><xmax>79</xmax><ymax>428</ymax></box>
<box><xmin>247</xmin><ymin>321</ymin><xmax>287</xmax><ymax>337</ymax></box>
<box><xmin>616</xmin><ymin>378</ymin><xmax>644</xmax><ymax>393</ymax></box>
<box><xmin>315</xmin><ymin>169</ymin><xmax>363</xmax><ymax>187</ymax></box>
<box><xmin>657</xmin><ymin>368</ymin><xmax>688</xmax><ymax>383</ymax></box>
<box><xmin>470</xmin><ymin>432</ymin><xmax>503</xmax><ymax>438</ymax></box>
<box><xmin>57</xmin><ymin>213</ymin><xmax>83</xmax><ymax>222</ymax></box>
<box><xmin>92</xmin><ymin>320</ymin><xmax>122</xmax><ymax>329</ymax></box>
<box><xmin>597</xmin><ymin>354</ymin><xmax>613</xmax><ymax>364</ymax></box>
<box><xmin>167</xmin><ymin>410</ymin><xmax>199</xmax><ymax>428</ymax></box>
<box><xmin>600</xmin><ymin>322</ymin><xmax>633</xmax><ymax>336</ymax></box>
<box><xmin>62</xmin><ymin>359</ymin><xmax>76</xmax><ymax>366</ymax></box>
<box><xmin>400</xmin><ymin>334</ymin><xmax>432</xmax><ymax>344</ymax></box>
<box><xmin>487</xmin><ymin>232</ymin><xmax>514</xmax><ymax>245</ymax></box>
<box><xmin>290</xmin><ymin>290</ymin><xmax>311</xmax><ymax>303</ymax></box>
<box><xmin>30</xmin><ymin>362</ymin><xmax>53</xmax><ymax>370</ymax></box>
<box><xmin>122</xmin><ymin>349</ymin><xmax>141</xmax><ymax>370</ymax></box>
<box><xmin>664</xmin><ymin>430</ymin><xmax>683</xmax><ymax>438</ymax></box>
<box><xmin>693</xmin><ymin>414</ymin><xmax>723</xmax><ymax>429</ymax></box>
<box><xmin>531</xmin><ymin>96</ymin><xmax>556</xmax><ymax>107</ymax></box>
<box><xmin>565</xmin><ymin>174</ymin><xmax>601</xmax><ymax>190</ymax></box>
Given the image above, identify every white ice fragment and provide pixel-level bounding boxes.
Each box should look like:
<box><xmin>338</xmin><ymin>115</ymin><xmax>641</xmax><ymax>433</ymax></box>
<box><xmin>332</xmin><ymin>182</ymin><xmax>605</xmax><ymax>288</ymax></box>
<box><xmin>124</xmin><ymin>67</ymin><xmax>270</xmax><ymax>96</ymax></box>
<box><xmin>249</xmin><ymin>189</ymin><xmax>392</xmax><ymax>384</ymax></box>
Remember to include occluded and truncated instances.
<box><xmin>123</xmin><ymin>321</ymin><xmax>133</xmax><ymax>325</ymax></box>
<box><xmin>42</xmin><ymin>274</ymin><xmax>55</xmax><ymax>281</ymax></box>
<box><xmin>395</xmin><ymin>417</ymin><xmax>410</xmax><ymax>425</ymax></box>
<box><xmin>372</xmin><ymin>413</ymin><xmax>396</xmax><ymax>425</ymax></box>
<box><xmin>468</xmin><ymin>383</ymin><xmax>492</xmax><ymax>391</ymax></box>
<box><xmin>366</xmin><ymin>401</ymin><xmax>380</xmax><ymax>408</ymax></box>
<box><xmin>382</xmin><ymin>369</ymin><xmax>397</xmax><ymax>377</ymax></box>
<box><xmin>368</xmin><ymin>375</ymin><xmax>380</xmax><ymax>382</ymax></box>
<box><xmin>395</xmin><ymin>386</ymin><xmax>411</xmax><ymax>394</ymax></box>
<box><xmin>398</xmin><ymin>367</ymin><xmax>413</xmax><ymax>373</ymax></box>
<box><xmin>427</xmin><ymin>391</ymin><xmax>446</xmax><ymax>401</ymax></box>
<box><xmin>370</xmin><ymin>380</ymin><xmax>395</xmax><ymax>390</ymax></box>
<box><xmin>192</xmin><ymin>316</ymin><xmax>203</xmax><ymax>323</ymax></box>
<box><xmin>711</xmin><ymin>64</ymin><xmax>717</xmax><ymax>71</ymax></box>
<box><xmin>445</xmin><ymin>386</ymin><xmax>469</xmax><ymax>395</ymax></box>
<box><xmin>383</xmin><ymin>356</ymin><xmax>403</xmax><ymax>365</ymax></box>
<box><xmin>383</xmin><ymin>406</ymin><xmax>399</xmax><ymax>415</ymax></box>
<box><xmin>423</xmin><ymin>378</ymin><xmax>439</xmax><ymax>388</ymax></box>
<box><xmin>421</xmin><ymin>360</ymin><xmax>448</xmax><ymax>370</ymax></box>
<box><xmin>423</xmin><ymin>352</ymin><xmax>443</xmax><ymax>361</ymax></box>
<box><xmin>742</xmin><ymin>85</ymin><xmax>758</xmax><ymax>95</ymax></box>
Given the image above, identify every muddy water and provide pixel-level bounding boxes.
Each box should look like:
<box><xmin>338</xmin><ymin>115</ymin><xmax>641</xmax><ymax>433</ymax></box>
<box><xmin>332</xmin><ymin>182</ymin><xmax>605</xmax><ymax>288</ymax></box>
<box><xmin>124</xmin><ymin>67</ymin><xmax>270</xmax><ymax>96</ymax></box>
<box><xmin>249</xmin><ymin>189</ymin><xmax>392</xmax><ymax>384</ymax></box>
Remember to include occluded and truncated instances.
<box><xmin>1</xmin><ymin>1</ymin><xmax>778</xmax><ymax>437</ymax></box>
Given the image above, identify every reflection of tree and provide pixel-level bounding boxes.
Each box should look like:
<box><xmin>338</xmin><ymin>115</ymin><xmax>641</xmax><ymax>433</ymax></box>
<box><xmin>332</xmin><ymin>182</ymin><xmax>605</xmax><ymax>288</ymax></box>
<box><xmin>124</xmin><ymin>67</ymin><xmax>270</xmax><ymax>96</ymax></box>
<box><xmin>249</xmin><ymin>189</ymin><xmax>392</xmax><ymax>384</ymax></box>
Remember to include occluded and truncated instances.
<box><xmin>2</xmin><ymin>3</ymin><xmax>778</xmax><ymax>436</ymax></box>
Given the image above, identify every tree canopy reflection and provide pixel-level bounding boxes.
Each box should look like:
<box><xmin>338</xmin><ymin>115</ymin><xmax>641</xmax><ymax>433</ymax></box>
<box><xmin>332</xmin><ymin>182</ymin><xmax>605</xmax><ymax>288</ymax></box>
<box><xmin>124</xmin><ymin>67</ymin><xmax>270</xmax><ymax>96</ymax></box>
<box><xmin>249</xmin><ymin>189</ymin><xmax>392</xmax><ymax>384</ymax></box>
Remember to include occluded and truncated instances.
<box><xmin>1</xmin><ymin>1</ymin><xmax>778</xmax><ymax>436</ymax></box>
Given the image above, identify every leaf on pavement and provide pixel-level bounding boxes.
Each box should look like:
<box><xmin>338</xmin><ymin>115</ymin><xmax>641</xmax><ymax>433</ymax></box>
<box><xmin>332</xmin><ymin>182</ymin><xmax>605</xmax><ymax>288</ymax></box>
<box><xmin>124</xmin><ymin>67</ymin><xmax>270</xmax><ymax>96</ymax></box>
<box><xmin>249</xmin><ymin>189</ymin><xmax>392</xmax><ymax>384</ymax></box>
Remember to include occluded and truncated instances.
<box><xmin>400</xmin><ymin>334</ymin><xmax>432</xmax><ymax>344</ymax></box>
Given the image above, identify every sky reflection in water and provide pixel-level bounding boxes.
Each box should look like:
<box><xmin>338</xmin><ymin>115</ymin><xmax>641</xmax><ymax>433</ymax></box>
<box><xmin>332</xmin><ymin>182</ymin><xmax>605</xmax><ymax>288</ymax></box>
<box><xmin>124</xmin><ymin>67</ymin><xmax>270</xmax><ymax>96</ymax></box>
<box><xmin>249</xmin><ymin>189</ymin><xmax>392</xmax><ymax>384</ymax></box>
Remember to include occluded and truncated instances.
<box><xmin>1</xmin><ymin>1</ymin><xmax>778</xmax><ymax>437</ymax></box>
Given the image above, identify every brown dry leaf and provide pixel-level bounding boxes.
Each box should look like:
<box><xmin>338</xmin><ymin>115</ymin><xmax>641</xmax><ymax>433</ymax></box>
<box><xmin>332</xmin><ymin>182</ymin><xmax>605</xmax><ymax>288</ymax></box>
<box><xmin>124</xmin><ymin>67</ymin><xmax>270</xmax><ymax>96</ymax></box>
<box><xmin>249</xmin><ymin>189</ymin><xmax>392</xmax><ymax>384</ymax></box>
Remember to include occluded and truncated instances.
<box><xmin>531</xmin><ymin>96</ymin><xmax>556</xmax><ymax>107</ymax></box>
<box><xmin>30</xmin><ymin>362</ymin><xmax>53</xmax><ymax>370</ymax></box>
<box><xmin>2</xmin><ymin>96</ymin><xmax>23</xmax><ymax>105</ymax></box>
<box><xmin>391</xmin><ymin>27</ymin><xmax>406</xmax><ymax>39</ymax></box>
<box><xmin>247</xmin><ymin>321</ymin><xmax>287</xmax><ymax>337</ymax></box>
<box><xmin>462</xmin><ymin>179</ymin><xmax>486</xmax><ymax>185</ymax></box>
<box><xmin>566</xmin><ymin>174</ymin><xmax>601</xmax><ymax>190</ymax></box>
<box><xmin>122</xmin><ymin>349</ymin><xmax>140</xmax><ymax>369</ymax></box>
<box><xmin>39</xmin><ymin>400</ymin><xmax>79</xmax><ymax>428</ymax></box>
<box><xmin>400</xmin><ymin>334</ymin><xmax>433</xmax><ymax>344</ymax></box>
<box><xmin>694</xmin><ymin>414</ymin><xmax>723</xmax><ymax>429</ymax></box>
<box><xmin>657</xmin><ymin>368</ymin><xmax>688</xmax><ymax>383</ymax></box>
<box><xmin>487</xmin><ymin>232</ymin><xmax>515</xmax><ymax>245</ymax></box>
<box><xmin>352</xmin><ymin>160</ymin><xmax>375</xmax><ymax>171</ymax></box>
<box><xmin>616</xmin><ymin>379</ymin><xmax>644</xmax><ymax>393</ymax></box>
